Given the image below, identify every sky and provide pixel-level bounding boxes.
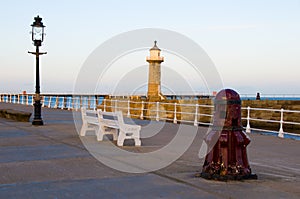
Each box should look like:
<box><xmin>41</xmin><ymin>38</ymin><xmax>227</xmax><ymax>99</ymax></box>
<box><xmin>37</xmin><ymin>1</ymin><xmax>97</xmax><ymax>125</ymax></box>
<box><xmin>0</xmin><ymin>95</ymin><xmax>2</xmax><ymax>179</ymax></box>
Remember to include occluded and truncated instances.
<box><xmin>0</xmin><ymin>0</ymin><xmax>299</xmax><ymax>95</ymax></box>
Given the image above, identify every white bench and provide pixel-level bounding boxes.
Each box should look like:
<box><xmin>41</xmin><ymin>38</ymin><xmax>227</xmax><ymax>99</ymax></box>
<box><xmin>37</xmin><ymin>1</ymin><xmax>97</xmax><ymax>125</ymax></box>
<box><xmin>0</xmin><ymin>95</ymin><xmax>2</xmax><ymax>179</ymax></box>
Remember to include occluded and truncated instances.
<box><xmin>80</xmin><ymin>108</ymin><xmax>141</xmax><ymax>146</ymax></box>
<box><xmin>80</xmin><ymin>108</ymin><xmax>118</xmax><ymax>141</ymax></box>
<box><xmin>97</xmin><ymin>110</ymin><xmax>141</xmax><ymax>146</ymax></box>
<box><xmin>80</xmin><ymin>108</ymin><xmax>98</xmax><ymax>136</ymax></box>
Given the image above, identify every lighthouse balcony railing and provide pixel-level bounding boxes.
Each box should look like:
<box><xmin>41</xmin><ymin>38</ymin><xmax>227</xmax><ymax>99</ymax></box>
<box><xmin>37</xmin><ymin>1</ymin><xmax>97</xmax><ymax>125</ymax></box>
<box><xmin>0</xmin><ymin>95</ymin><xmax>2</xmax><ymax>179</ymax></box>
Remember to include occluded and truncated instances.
<box><xmin>146</xmin><ymin>56</ymin><xmax>164</xmax><ymax>61</ymax></box>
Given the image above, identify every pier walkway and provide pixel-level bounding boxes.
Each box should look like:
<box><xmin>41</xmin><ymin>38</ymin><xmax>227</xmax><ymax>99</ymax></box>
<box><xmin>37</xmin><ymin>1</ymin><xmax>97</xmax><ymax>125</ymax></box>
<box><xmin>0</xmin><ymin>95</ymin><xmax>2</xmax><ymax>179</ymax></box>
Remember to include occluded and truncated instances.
<box><xmin>0</xmin><ymin>102</ymin><xmax>299</xmax><ymax>198</ymax></box>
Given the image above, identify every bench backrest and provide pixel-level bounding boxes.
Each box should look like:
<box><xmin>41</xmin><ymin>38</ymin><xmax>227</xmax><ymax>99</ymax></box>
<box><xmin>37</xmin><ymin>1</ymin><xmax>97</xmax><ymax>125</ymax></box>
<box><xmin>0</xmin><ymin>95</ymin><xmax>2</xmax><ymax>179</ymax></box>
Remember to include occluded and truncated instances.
<box><xmin>97</xmin><ymin>110</ymin><xmax>124</xmax><ymax>127</ymax></box>
<box><xmin>81</xmin><ymin>108</ymin><xmax>97</xmax><ymax>122</ymax></box>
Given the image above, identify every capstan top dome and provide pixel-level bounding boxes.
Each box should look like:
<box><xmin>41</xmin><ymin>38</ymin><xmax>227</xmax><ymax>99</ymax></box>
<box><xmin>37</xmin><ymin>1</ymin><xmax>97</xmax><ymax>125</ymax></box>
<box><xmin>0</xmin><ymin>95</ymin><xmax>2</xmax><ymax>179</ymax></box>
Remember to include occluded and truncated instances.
<box><xmin>214</xmin><ymin>89</ymin><xmax>241</xmax><ymax>104</ymax></box>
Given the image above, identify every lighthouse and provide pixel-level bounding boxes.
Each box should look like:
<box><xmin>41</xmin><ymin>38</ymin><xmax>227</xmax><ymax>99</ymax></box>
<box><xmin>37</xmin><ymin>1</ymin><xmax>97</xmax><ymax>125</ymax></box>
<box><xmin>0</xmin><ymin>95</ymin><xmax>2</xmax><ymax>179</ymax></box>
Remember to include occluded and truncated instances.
<box><xmin>146</xmin><ymin>41</ymin><xmax>165</xmax><ymax>100</ymax></box>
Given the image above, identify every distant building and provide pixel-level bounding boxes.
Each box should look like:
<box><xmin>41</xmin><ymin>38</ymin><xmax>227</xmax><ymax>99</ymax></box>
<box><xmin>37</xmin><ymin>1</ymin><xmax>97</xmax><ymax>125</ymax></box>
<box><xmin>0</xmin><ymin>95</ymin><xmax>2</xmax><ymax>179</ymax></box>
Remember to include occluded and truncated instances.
<box><xmin>146</xmin><ymin>41</ymin><xmax>165</xmax><ymax>100</ymax></box>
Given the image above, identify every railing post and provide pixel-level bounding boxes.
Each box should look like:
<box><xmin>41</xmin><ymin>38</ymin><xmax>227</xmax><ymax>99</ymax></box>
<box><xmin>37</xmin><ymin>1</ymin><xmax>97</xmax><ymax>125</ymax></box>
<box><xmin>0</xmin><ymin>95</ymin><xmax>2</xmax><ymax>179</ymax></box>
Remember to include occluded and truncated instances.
<box><xmin>42</xmin><ymin>96</ymin><xmax>45</xmax><ymax>107</ymax></box>
<box><xmin>73</xmin><ymin>97</ymin><xmax>75</xmax><ymax>110</ymax></box>
<box><xmin>78</xmin><ymin>96</ymin><xmax>81</xmax><ymax>111</ymax></box>
<box><xmin>246</xmin><ymin>106</ymin><xmax>251</xmax><ymax>133</ymax></box>
<box><xmin>60</xmin><ymin>97</ymin><xmax>65</xmax><ymax>109</ymax></box>
<box><xmin>71</xmin><ymin>96</ymin><xmax>74</xmax><ymax>110</ymax></box>
<box><xmin>278</xmin><ymin>108</ymin><xmax>284</xmax><ymax>138</ymax></box>
<box><xmin>95</xmin><ymin>95</ymin><xmax>98</xmax><ymax>110</ymax></box>
<box><xmin>173</xmin><ymin>102</ymin><xmax>177</xmax><ymax>124</ymax></box>
<box><xmin>103</xmin><ymin>99</ymin><xmax>106</xmax><ymax>112</ymax></box>
<box><xmin>82</xmin><ymin>96</ymin><xmax>84</xmax><ymax>109</ymax></box>
<box><xmin>87</xmin><ymin>96</ymin><xmax>90</xmax><ymax>110</ymax></box>
<box><xmin>140</xmin><ymin>101</ymin><xmax>144</xmax><ymax>119</ymax></box>
<box><xmin>194</xmin><ymin>104</ymin><xmax>198</xmax><ymax>126</ymax></box>
<box><xmin>85</xmin><ymin>96</ymin><xmax>87</xmax><ymax>109</ymax></box>
<box><xmin>82</xmin><ymin>96</ymin><xmax>85</xmax><ymax>109</ymax></box>
<box><xmin>54</xmin><ymin>96</ymin><xmax>58</xmax><ymax>108</ymax></box>
<box><xmin>73</xmin><ymin>96</ymin><xmax>77</xmax><ymax>110</ymax></box>
<box><xmin>114</xmin><ymin>99</ymin><xmax>117</xmax><ymax>112</ymax></box>
<box><xmin>127</xmin><ymin>100</ymin><xmax>130</xmax><ymax>117</ymax></box>
<box><xmin>67</xmin><ymin>97</ymin><xmax>71</xmax><ymax>110</ymax></box>
<box><xmin>31</xmin><ymin>95</ymin><xmax>34</xmax><ymax>106</ymax></box>
<box><xmin>72</xmin><ymin>96</ymin><xmax>76</xmax><ymax>110</ymax></box>
<box><xmin>84</xmin><ymin>96</ymin><xmax>88</xmax><ymax>109</ymax></box>
<box><xmin>156</xmin><ymin>101</ymin><xmax>159</xmax><ymax>121</ymax></box>
<box><xmin>74</xmin><ymin>96</ymin><xmax>78</xmax><ymax>111</ymax></box>
<box><xmin>64</xmin><ymin>96</ymin><xmax>68</xmax><ymax>109</ymax></box>
<box><xmin>48</xmin><ymin>96</ymin><xmax>51</xmax><ymax>108</ymax></box>
<box><xmin>92</xmin><ymin>96</ymin><xmax>96</xmax><ymax>111</ymax></box>
<box><xmin>25</xmin><ymin>95</ymin><xmax>28</xmax><ymax>105</ymax></box>
<box><xmin>9</xmin><ymin>94</ymin><xmax>12</xmax><ymax>103</ymax></box>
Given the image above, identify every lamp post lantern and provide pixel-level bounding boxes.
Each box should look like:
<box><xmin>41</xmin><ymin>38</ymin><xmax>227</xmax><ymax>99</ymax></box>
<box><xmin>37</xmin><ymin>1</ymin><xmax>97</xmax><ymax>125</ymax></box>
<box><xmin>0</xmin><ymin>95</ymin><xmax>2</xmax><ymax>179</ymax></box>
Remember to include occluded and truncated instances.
<box><xmin>28</xmin><ymin>15</ymin><xmax>47</xmax><ymax>125</ymax></box>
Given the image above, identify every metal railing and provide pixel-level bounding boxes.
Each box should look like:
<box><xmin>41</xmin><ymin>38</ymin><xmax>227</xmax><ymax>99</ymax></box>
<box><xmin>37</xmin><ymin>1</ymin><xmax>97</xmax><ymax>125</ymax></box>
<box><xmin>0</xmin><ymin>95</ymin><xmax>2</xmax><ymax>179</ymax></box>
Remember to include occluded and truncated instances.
<box><xmin>1</xmin><ymin>93</ymin><xmax>300</xmax><ymax>139</ymax></box>
<box><xmin>243</xmin><ymin>106</ymin><xmax>300</xmax><ymax>138</ymax></box>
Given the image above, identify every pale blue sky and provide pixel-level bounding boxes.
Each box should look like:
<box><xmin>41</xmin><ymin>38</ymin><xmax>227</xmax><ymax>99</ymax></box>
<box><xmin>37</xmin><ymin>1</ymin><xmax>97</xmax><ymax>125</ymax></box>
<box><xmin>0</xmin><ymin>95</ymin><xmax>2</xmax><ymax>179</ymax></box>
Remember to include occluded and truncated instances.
<box><xmin>0</xmin><ymin>0</ymin><xmax>299</xmax><ymax>94</ymax></box>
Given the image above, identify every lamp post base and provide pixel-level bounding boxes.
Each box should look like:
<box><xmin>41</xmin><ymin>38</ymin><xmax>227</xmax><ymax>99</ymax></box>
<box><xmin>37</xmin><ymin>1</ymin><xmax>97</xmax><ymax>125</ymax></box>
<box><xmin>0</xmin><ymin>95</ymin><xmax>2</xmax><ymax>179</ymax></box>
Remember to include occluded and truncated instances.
<box><xmin>32</xmin><ymin>100</ymin><xmax>43</xmax><ymax>126</ymax></box>
<box><xmin>32</xmin><ymin>119</ymin><xmax>44</xmax><ymax>125</ymax></box>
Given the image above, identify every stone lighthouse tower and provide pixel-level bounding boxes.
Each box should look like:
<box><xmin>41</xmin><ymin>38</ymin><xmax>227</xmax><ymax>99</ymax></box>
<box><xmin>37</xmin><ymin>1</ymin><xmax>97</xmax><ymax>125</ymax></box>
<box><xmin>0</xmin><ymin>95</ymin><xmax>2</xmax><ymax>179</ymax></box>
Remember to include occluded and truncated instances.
<box><xmin>146</xmin><ymin>41</ymin><xmax>165</xmax><ymax>100</ymax></box>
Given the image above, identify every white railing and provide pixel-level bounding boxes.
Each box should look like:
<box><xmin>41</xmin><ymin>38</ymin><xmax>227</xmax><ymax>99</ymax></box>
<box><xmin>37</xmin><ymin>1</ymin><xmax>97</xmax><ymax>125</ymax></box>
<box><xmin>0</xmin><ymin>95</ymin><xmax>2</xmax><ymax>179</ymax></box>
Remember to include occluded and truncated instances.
<box><xmin>242</xmin><ymin>106</ymin><xmax>300</xmax><ymax>138</ymax></box>
<box><xmin>1</xmin><ymin>94</ymin><xmax>300</xmax><ymax>139</ymax></box>
<box><xmin>100</xmin><ymin>99</ymin><xmax>214</xmax><ymax>126</ymax></box>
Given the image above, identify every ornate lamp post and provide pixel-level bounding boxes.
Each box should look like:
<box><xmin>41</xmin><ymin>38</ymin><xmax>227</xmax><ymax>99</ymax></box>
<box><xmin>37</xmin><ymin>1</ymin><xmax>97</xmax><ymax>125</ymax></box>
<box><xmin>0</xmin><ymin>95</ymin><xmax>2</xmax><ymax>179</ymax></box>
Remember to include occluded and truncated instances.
<box><xmin>28</xmin><ymin>15</ymin><xmax>47</xmax><ymax>125</ymax></box>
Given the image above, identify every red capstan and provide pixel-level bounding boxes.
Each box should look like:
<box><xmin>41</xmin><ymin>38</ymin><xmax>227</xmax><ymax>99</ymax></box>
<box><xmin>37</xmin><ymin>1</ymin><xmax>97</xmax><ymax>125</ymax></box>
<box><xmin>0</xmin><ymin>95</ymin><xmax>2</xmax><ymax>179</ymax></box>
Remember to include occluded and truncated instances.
<box><xmin>200</xmin><ymin>89</ymin><xmax>257</xmax><ymax>180</ymax></box>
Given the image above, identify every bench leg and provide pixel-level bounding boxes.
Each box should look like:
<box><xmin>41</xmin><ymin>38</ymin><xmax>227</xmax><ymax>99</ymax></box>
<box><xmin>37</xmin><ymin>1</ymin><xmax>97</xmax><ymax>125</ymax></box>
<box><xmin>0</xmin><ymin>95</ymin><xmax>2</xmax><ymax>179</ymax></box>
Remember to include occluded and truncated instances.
<box><xmin>112</xmin><ymin>129</ymin><xmax>118</xmax><ymax>141</ymax></box>
<box><xmin>80</xmin><ymin>123</ymin><xmax>88</xmax><ymax>136</ymax></box>
<box><xmin>134</xmin><ymin>138</ymin><xmax>141</xmax><ymax>146</ymax></box>
<box><xmin>117</xmin><ymin>131</ymin><xmax>125</xmax><ymax>146</ymax></box>
<box><xmin>117</xmin><ymin>131</ymin><xmax>141</xmax><ymax>146</ymax></box>
<box><xmin>96</xmin><ymin>126</ymin><xmax>105</xmax><ymax>141</ymax></box>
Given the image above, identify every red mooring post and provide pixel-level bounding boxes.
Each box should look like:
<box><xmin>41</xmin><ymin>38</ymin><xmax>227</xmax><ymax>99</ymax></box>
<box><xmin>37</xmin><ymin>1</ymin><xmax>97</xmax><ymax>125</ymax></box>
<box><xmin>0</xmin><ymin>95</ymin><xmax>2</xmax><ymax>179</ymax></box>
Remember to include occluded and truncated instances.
<box><xmin>200</xmin><ymin>89</ymin><xmax>257</xmax><ymax>180</ymax></box>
